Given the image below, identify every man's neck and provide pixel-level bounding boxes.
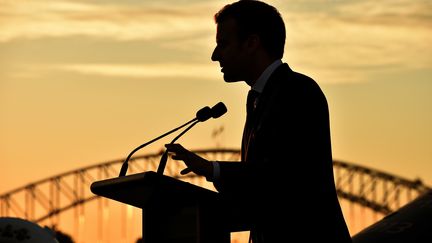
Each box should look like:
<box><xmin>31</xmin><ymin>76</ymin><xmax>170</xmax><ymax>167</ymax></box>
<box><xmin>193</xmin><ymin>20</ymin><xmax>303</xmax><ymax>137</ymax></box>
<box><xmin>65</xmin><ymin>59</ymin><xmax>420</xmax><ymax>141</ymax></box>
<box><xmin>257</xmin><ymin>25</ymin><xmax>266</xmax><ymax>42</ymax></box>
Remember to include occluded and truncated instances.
<box><xmin>251</xmin><ymin>59</ymin><xmax>283</xmax><ymax>93</ymax></box>
<box><xmin>246</xmin><ymin>57</ymin><xmax>279</xmax><ymax>86</ymax></box>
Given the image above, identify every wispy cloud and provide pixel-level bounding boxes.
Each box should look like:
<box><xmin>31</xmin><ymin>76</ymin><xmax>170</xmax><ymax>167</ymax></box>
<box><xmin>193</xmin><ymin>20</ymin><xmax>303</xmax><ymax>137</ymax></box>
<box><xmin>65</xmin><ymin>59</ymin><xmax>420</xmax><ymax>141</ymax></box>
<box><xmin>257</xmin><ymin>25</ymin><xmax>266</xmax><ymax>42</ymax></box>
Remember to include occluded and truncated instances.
<box><xmin>0</xmin><ymin>0</ymin><xmax>217</xmax><ymax>42</ymax></box>
<box><xmin>281</xmin><ymin>0</ymin><xmax>432</xmax><ymax>82</ymax></box>
<box><xmin>1</xmin><ymin>0</ymin><xmax>430</xmax><ymax>84</ymax></box>
<box><xmin>55</xmin><ymin>63</ymin><xmax>220</xmax><ymax>80</ymax></box>
<box><xmin>332</xmin><ymin>0</ymin><xmax>432</xmax><ymax>28</ymax></box>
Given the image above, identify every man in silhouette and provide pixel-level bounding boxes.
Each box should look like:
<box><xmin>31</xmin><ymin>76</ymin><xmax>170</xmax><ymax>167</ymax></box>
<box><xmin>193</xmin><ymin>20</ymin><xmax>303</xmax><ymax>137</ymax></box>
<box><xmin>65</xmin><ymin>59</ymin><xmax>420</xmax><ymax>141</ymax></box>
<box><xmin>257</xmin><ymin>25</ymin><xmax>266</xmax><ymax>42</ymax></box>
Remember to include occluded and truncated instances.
<box><xmin>165</xmin><ymin>0</ymin><xmax>352</xmax><ymax>242</ymax></box>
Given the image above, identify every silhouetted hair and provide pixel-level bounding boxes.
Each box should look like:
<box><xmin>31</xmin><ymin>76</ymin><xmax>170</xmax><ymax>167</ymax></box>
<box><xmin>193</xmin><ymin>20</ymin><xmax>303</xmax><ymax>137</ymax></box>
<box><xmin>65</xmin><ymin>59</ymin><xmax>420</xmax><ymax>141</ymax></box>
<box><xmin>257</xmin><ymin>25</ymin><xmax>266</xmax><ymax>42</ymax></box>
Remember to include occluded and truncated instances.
<box><xmin>214</xmin><ymin>0</ymin><xmax>286</xmax><ymax>59</ymax></box>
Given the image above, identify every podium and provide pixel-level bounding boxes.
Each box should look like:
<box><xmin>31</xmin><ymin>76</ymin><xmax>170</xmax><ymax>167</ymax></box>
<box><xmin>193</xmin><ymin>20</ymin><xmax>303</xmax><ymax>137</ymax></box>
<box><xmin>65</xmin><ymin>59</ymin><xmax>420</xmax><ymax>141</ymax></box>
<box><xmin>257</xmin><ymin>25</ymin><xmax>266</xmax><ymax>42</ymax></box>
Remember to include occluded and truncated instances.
<box><xmin>91</xmin><ymin>171</ymin><xmax>242</xmax><ymax>243</ymax></box>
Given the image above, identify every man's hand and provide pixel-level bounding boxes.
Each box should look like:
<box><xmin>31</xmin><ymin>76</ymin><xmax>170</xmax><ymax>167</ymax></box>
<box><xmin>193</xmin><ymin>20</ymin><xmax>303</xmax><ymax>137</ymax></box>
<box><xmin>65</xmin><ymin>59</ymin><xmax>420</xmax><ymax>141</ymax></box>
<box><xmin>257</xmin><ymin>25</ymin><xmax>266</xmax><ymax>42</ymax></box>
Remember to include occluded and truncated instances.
<box><xmin>165</xmin><ymin>143</ymin><xmax>213</xmax><ymax>178</ymax></box>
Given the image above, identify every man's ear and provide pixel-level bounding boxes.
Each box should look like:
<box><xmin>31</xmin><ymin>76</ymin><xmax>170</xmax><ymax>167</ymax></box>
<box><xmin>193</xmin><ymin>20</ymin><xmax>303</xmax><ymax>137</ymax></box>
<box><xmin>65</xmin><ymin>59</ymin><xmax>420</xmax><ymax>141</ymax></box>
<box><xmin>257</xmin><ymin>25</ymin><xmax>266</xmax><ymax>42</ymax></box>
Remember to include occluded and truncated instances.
<box><xmin>246</xmin><ymin>34</ymin><xmax>261</xmax><ymax>50</ymax></box>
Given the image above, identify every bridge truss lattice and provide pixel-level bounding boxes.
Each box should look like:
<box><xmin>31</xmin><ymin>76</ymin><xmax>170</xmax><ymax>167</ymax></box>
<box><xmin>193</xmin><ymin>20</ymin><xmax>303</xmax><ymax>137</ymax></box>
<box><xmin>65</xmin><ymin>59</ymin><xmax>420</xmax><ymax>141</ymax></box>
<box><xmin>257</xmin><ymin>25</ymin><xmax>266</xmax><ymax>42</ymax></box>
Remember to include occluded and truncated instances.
<box><xmin>1</xmin><ymin>149</ymin><xmax>430</xmax><ymax>242</ymax></box>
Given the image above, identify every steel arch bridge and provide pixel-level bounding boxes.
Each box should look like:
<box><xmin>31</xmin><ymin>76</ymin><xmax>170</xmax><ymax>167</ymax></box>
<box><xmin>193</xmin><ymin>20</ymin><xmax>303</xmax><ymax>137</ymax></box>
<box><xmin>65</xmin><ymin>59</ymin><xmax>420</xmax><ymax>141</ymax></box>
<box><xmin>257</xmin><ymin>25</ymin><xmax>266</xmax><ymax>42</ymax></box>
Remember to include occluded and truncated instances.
<box><xmin>1</xmin><ymin>148</ymin><xmax>430</xmax><ymax>243</ymax></box>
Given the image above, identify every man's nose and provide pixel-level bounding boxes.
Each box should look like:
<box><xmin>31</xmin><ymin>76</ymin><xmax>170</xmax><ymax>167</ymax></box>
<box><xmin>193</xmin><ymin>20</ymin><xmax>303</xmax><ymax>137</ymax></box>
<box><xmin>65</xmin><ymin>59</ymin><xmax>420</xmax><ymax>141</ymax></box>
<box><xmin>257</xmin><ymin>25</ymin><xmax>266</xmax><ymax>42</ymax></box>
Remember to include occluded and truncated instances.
<box><xmin>211</xmin><ymin>47</ymin><xmax>218</xmax><ymax>62</ymax></box>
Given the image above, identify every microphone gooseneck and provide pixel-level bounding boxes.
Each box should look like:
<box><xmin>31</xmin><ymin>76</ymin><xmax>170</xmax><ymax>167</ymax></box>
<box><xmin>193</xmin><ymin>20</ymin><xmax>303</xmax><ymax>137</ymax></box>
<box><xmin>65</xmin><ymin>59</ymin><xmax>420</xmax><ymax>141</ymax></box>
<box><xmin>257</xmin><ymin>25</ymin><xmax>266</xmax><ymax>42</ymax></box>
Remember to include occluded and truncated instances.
<box><xmin>119</xmin><ymin>106</ymin><xmax>207</xmax><ymax>177</ymax></box>
<box><xmin>162</xmin><ymin>102</ymin><xmax>228</xmax><ymax>176</ymax></box>
<box><xmin>156</xmin><ymin>120</ymin><xmax>200</xmax><ymax>175</ymax></box>
<box><xmin>118</xmin><ymin>102</ymin><xmax>228</xmax><ymax>177</ymax></box>
<box><xmin>118</xmin><ymin>117</ymin><xmax>196</xmax><ymax>177</ymax></box>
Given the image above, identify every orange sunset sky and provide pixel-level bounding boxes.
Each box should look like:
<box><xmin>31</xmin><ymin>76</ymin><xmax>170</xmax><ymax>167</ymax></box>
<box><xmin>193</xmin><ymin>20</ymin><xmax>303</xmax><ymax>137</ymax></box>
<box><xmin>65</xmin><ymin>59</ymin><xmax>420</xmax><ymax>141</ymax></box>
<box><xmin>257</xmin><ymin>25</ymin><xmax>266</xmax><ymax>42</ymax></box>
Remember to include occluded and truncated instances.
<box><xmin>1</xmin><ymin>0</ymin><xmax>431</xmax><ymax>197</ymax></box>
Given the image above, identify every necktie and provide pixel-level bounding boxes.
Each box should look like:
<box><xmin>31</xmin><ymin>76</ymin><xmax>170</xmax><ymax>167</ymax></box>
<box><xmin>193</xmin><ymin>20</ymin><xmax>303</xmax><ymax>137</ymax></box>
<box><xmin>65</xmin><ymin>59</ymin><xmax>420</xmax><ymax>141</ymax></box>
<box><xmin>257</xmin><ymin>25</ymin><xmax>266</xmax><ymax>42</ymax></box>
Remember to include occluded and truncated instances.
<box><xmin>242</xmin><ymin>90</ymin><xmax>259</xmax><ymax>160</ymax></box>
<box><xmin>246</xmin><ymin>89</ymin><xmax>259</xmax><ymax>115</ymax></box>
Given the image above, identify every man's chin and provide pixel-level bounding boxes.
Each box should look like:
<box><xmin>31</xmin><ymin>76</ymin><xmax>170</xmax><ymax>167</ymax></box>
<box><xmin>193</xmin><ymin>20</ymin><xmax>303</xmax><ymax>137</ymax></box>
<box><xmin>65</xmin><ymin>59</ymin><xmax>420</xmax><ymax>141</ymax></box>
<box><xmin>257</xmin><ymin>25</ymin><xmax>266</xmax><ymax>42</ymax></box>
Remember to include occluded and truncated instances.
<box><xmin>223</xmin><ymin>74</ymin><xmax>242</xmax><ymax>83</ymax></box>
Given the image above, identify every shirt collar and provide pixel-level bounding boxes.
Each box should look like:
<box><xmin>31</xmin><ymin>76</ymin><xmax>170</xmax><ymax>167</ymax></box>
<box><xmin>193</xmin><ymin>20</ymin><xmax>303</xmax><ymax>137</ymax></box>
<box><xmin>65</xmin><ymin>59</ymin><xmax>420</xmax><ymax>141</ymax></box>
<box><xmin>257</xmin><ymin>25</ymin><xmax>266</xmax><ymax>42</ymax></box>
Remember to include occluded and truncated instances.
<box><xmin>252</xmin><ymin>59</ymin><xmax>283</xmax><ymax>93</ymax></box>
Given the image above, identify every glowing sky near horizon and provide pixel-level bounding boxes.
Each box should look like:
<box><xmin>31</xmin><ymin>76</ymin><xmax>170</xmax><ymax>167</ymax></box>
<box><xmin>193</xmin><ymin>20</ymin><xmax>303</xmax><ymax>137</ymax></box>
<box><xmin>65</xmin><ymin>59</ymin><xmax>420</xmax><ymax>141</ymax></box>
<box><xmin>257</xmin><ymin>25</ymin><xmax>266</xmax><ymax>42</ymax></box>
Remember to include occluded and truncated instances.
<box><xmin>1</xmin><ymin>0</ymin><xmax>431</xmax><ymax>194</ymax></box>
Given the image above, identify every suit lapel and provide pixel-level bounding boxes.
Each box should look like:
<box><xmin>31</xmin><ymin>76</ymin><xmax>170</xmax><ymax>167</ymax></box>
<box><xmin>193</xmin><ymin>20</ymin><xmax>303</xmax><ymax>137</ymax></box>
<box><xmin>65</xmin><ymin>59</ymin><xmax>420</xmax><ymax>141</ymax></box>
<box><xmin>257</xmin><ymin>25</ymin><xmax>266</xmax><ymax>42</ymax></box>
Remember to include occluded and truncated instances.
<box><xmin>242</xmin><ymin>63</ymin><xmax>292</xmax><ymax>161</ymax></box>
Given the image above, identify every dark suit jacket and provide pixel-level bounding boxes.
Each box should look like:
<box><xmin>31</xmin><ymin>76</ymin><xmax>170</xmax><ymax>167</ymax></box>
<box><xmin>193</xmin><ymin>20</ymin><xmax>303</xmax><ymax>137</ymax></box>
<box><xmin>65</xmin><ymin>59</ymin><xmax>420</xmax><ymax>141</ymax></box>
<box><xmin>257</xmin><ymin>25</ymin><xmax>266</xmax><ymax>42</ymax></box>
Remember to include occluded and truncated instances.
<box><xmin>214</xmin><ymin>63</ymin><xmax>352</xmax><ymax>242</ymax></box>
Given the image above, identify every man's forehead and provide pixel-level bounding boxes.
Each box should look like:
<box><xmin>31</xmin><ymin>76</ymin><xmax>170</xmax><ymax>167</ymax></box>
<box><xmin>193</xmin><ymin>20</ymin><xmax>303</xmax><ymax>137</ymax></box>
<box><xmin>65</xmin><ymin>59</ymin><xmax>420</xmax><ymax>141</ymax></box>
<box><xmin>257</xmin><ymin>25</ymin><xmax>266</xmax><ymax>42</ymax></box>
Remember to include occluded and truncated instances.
<box><xmin>216</xmin><ymin>18</ymin><xmax>238</xmax><ymax>39</ymax></box>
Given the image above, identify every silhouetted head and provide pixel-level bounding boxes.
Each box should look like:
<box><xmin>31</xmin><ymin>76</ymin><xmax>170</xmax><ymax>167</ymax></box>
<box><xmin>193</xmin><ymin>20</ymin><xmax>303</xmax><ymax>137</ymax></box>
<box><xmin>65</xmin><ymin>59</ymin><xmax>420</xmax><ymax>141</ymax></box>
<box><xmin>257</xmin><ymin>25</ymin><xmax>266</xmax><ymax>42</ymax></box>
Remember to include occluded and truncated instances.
<box><xmin>211</xmin><ymin>0</ymin><xmax>286</xmax><ymax>84</ymax></box>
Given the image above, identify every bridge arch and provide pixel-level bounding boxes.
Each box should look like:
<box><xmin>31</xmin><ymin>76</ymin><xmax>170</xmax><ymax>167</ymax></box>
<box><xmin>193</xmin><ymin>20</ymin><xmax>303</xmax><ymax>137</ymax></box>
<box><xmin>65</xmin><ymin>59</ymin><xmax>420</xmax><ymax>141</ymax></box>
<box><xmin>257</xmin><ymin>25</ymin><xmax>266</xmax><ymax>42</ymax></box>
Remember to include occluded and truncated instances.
<box><xmin>1</xmin><ymin>148</ymin><xmax>430</xmax><ymax>241</ymax></box>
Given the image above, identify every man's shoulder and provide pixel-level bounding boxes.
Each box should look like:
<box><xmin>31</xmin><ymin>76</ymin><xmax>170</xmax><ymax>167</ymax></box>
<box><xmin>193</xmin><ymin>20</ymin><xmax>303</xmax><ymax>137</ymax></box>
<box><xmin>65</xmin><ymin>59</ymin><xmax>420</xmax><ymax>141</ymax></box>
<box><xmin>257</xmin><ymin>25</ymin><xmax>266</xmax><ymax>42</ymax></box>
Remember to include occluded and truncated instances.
<box><xmin>270</xmin><ymin>63</ymin><xmax>328</xmax><ymax>103</ymax></box>
<box><xmin>273</xmin><ymin>63</ymin><xmax>318</xmax><ymax>86</ymax></box>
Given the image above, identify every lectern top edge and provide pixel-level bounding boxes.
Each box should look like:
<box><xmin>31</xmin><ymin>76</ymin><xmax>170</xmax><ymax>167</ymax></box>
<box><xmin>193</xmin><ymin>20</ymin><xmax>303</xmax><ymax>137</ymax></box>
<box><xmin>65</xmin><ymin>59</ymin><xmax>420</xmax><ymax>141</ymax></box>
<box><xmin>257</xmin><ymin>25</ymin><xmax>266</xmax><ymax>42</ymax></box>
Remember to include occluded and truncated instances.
<box><xmin>90</xmin><ymin>171</ymin><xmax>218</xmax><ymax>209</ymax></box>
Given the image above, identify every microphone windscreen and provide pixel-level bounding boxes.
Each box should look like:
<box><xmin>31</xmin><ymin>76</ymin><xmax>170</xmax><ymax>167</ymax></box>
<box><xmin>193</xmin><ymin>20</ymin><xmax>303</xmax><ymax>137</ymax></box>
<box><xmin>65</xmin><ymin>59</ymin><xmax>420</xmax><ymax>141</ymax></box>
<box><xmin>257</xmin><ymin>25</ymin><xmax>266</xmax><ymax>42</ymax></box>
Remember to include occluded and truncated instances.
<box><xmin>211</xmin><ymin>102</ymin><xmax>227</xmax><ymax>118</ymax></box>
<box><xmin>196</xmin><ymin>106</ymin><xmax>212</xmax><ymax>122</ymax></box>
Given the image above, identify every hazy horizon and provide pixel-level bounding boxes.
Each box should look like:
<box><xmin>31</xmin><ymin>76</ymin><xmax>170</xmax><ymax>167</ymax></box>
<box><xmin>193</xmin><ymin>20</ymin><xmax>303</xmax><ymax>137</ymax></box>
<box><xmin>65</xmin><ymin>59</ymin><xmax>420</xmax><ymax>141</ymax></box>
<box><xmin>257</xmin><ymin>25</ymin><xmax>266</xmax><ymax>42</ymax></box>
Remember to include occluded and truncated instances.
<box><xmin>1</xmin><ymin>0</ymin><xmax>431</xmax><ymax>195</ymax></box>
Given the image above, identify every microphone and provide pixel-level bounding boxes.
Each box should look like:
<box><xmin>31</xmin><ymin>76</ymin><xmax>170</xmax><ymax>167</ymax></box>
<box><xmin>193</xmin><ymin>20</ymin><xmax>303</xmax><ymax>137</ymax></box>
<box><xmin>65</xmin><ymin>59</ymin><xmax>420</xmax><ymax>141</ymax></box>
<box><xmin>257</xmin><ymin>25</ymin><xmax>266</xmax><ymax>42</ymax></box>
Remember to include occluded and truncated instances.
<box><xmin>118</xmin><ymin>104</ymin><xmax>219</xmax><ymax>177</ymax></box>
<box><xmin>210</xmin><ymin>101</ymin><xmax>227</xmax><ymax>118</ymax></box>
<box><xmin>156</xmin><ymin>102</ymin><xmax>227</xmax><ymax>175</ymax></box>
<box><xmin>196</xmin><ymin>106</ymin><xmax>212</xmax><ymax>122</ymax></box>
